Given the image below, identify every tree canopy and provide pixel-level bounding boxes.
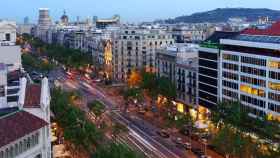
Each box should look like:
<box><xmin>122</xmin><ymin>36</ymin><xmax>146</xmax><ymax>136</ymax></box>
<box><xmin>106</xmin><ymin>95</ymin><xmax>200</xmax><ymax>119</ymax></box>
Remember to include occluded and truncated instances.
<box><xmin>92</xmin><ymin>143</ymin><xmax>144</xmax><ymax>158</ymax></box>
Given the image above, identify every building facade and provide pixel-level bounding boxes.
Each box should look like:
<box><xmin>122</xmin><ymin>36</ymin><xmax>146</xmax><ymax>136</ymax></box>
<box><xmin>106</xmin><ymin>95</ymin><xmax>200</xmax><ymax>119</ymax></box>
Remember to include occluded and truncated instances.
<box><xmin>36</xmin><ymin>8</ymin><xmax>52</xmax><ymax>42</ymax></box>
<box><xmin>112</xmin><ymin>28</ymin><xmax>174</xmax><ymax>80</ymax></box>
<box><xmin>156</xmin><ymin>44</ymin><xmax>198</xmax><ymax>108</ymax></box>
<box><xmin>198</xmin><ymin>22</ymin><xmax>280</xmax><ymax>120</ymax></box>
<box><xmin>0</xmin><ymin>77</ymin><xmax>51</xmax><ymax>158</ymax></box>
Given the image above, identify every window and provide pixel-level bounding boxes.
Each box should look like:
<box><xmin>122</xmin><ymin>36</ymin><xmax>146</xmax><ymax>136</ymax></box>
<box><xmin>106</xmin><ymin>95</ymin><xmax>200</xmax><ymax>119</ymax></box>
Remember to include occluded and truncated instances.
<box><xmin>268</xmin><ymin>60</ymin><xmax>280</xmax><ymax>69</ymax></box>
<box><xmin>223</xmin><ymin>54</ymin><xmax>239</xmax><ymax>62</ymax></box>
<box><xmin>27</xmin><ymin>137</ymin><xmax>31</xmax><ymax>149</ymax></box>
<box><xmin>241</xmin><ymin>66</ymin><xmax>266</xmax><ymax>77</ymax></box>
<box><xmin>240</xmin><ymin>76</ymin><xmax>266</xmax><ymax>87</ymax></box>
<box><xmin>0</xmin><ymin>86</ymin><xmax>4</xmax><ymax>97</ymax></box>
<box><xmin>5</xmin><ymin>33</ymin><xmax>10</xmax><ymax>41</ymax></box>
<box><xmin>241</xmin><ymin>95</ymin><xmax>266</xmax><ymax>108</ymax></box>
<box><xmin>269</xmin><ymin>92</ymin><xmax>280</xmax><ymax>102</ymax></box>
<box><xmin>199</xmin><ymin>59</ymin><xmax>217</xmax><ymax>69</ymax></box>
<box><xmin>223</xmin><ymin>80</ymin><xmax>238</xmax><ymax>89</ymax></box>
<box><xmin>223</xmin><ymin>71</ymin><xmax>238</xmax><ymax>80</ymax></box>
<box><xmin>269</xmin><ymin>82</ymin><xmax>280</xmax><ymax>91</ymax></box>
<box><xmin>10</xmin><ymin>146</ymin><xmax>14</xmax><ymax>158</ymax></box>
<box><xmin>15</xmin><ymin>144</ymin><xmax>18</xmax><ymax>156</ymax></box>
<box><xmin>269</xmin><ymin>71</ymin><xmax>280</xmax><ymax>80</ymax></box>
<box><xmin>240</xmin><ymin>84</ymin><xmax>265</xmax><ymax>97</ymax></box>
<box><xmin>241</xmin><ymin>56</ymin><xmax>266</xmax><ymax>66</ymax></box>
<box><xmin>223</xmin><ymin>63</ymin><xmax>238</xmax><ymax>71</ymax></box>
<box><xmin>223</xmin><ymin>89</ymin><xmax>238</xmax><ymax>99</ymax></box>
<box><xmin>35</xmin><ymin>133</ymin><xmax>39</xmax><ymax>144</ymax></box>
<box><xmin>268</xmin><ymin>103</ymin><xmax>280</xmax><ymax>113</ymax></box>
<box><xmin>199</xmin><ymin>67</ymin><xmax>217</xmax><ymax>78</ymax></box>
<box><xmin>199</xmin><ymin>51</ymin><xmax>217</xmax><ymax>61</ymax></box>
<box><xmin>19</xmin><ymin>141</ymin><xmax>23</xmax><ymax>153</ymax></box>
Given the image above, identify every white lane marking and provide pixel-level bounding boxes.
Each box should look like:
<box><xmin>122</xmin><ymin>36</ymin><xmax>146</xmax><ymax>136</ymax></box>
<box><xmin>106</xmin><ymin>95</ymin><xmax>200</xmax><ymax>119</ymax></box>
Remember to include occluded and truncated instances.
<box><xmin>129</xmin><ymin>129</ymin><xmax>168</xmax><ymax>158</ymax></box>
<box><xmin>115</xmin><ymin>112</ymin><xmax>180</xmax><ymax>158</ymax></box>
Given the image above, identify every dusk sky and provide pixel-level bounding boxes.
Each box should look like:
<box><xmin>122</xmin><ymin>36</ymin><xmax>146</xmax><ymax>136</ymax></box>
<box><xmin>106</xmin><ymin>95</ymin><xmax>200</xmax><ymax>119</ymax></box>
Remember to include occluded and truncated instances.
<box><xmin>2</xmin><ymin>0</ymin><xmax>280</xmax><ymax>23</ymax></box>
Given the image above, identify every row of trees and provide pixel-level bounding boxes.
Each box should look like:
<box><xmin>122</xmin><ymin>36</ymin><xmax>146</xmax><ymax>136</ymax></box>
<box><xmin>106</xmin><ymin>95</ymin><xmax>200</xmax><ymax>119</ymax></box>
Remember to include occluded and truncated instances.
<box><xmin>210</xmin><ymin>101</ymin><xmax>280</xmax><ymax>158</ymax></box>
<box><xmin>22</xmin><ymin>53</ymin><xmax>55</xmax><ymax>73</ymax></box>
<box><xmin>21</xmin><ymin>34</ymin><xmax>92</xmax><ymax>69</ymax></box>
<box><xmin>92</xmin><ymin>142</ymin><xmax>144</xmax><ymax>158</ymax></box>
<box><xmin>51</xmin><ymin>88</ymin><xmax>103</xmax><ymax>152</ymax></box>
<box><xmin>51</xmin><ymin>88</ymin><xmax>143</xmax><ymax>157</ymax></box>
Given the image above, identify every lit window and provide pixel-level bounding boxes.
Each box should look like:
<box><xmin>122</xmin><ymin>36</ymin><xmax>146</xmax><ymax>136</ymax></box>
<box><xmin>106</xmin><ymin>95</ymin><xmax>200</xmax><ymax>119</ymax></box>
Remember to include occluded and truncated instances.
<box><xmin>177</xmin><ymin>103</ymin><xmax>184</xmax><ymax>113</ymax></box>
<box><xmin>269</xmin><ymin>82</ymin><xmax>280</xmax><ymax>91</ymax></box>
<box><xmin>268</xmin><ymin>61</ymin><xmax>280</xmax><ymax>69</ymax></box>
<box><xmin>240</xmin><ymin>84</ymin><xmax>265</xmax><ymax>97</ymax></box>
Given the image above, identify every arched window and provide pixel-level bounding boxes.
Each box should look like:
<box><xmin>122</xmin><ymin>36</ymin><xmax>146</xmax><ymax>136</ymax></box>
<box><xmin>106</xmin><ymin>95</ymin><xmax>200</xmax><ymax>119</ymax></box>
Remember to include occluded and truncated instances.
<box><xmin>5</xmin><ymin>148</ymin><xmax>9</xmax><ymax>158</ymax></box>
<box><xmin>9</xmin><ymin>146</ymin><xmax>13</xmax><ymax>158</ymax></box>
<box><xmin>27</xmin><ymin>137</ymin><xmax>31</xmax><ymax>149</ymax></box>
<box><xmin>31</xmin><ymin>135</ymin><xmax>35</xmax><ymax>147</ymax></box>
<box><xmin>23</xmin><ymin>139</ymin><xmax>27</xmax><ymax>151</ymax></box>
<box><xmin>19</xmin><ymin>141</ymin><xmax>23</xmax><ymax>154</ymax></box>
<box><xmin>15</xmin><ymin>144</ymin><xmax>18</xmax><ymax>156</ymax></box>
<box><xmin>35</xmin><ymin>133</ymin><xmax>39</xmax><ymax>144</ymax></box>
<box><xmin>0</xmin><ymin>151</ymin><xmax>3</xmax><ymax>158</ymax></box>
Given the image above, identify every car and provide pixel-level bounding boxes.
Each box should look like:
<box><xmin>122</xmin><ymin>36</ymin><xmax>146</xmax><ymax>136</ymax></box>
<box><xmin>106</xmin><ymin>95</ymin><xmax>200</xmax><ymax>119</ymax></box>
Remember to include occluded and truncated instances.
<box><xmin>183</xmin><ymin>142</ymin><xmax>191</xmax><ymax>150</ymax></box>
<box><xmin>92</xmin><ymin>79</ymin><xmax>102</xmax><ymax>83</ymax></box>
<box><xmin>180</xmin><ymin>129</ymin><xmax>190</xmax><ymax>136</ymax></box>
<box><xmin>156</xmin><ymin>130</ymin><xmax>170</xmax><ymax>138</ymax></box>
<box><xmin>191</xmin><ymin>148</ymin><xmax>204</xmax><ymax>156</ymax></box>
<box><xmin>172</xmin><ymin>137</ymin><xmax>183</xmax><ymax>144</ymax></box>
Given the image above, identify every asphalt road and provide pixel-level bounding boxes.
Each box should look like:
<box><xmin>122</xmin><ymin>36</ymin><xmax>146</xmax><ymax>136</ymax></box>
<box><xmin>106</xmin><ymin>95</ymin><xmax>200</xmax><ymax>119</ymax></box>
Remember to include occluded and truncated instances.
<box><xmin>48</xmin><ymin>68</ymin><xmax>196</xmax><ymax>158</ymax></box>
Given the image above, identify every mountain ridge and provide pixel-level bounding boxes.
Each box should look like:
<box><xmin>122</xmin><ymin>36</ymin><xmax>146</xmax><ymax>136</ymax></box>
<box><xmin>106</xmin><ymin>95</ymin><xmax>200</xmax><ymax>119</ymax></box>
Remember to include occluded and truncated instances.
<box><xmin>162</xmin><ymin>8</ymin><xmax>280</xmax><ymax>23</ymax></box>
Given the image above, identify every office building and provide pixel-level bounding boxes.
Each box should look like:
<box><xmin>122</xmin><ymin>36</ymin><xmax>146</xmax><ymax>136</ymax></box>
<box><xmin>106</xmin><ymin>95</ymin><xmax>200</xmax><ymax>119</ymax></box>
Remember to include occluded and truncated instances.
<box><xmin>198</xmin><ymin>22</ymin><xmax>280</xmax><ymax>120</ymax></box>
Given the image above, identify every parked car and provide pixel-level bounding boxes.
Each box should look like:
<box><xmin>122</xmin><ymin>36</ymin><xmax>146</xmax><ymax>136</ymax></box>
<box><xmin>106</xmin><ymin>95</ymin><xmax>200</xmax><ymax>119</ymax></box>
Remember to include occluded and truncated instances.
<box><xmin>156</xmin><ymin>130</ymin><xmax>170</xmax><ymax>138</ymax></box>
<box><xmin>183</xmin><ymin>142</ymin><xmax>191</xmax><ymax>150</ymax></box>
<box><xmin>172</xmin><ymin>137</ymin><xmax>183</xmax><ymax>144</ymax></box>
<box><xmin>191</xmin><ymin>148</ymin><xmax>204</xmax><ymax>156</ymax></box>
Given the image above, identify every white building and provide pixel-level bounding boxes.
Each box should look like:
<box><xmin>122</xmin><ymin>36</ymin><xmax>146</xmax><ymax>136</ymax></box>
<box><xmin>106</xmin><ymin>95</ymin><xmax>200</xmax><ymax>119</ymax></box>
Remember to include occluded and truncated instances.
<box><xmin>0</xmin><ymin>77</ymin><xmax>51</xmax><ymax>158</ymax></box>
<box><xmin>0</xmin><ymin>20</ymin><xmax>21</xmax><ymax>72</ymax></box>
<box><xmin>0</xmin><ymin>19</ymin><xmax>51</xmax><ymax>157</ymax></box>
<box><xmin>198</xmin><ymin>22</ymin><xmax>280</xmax><ymax>121</ymax></box>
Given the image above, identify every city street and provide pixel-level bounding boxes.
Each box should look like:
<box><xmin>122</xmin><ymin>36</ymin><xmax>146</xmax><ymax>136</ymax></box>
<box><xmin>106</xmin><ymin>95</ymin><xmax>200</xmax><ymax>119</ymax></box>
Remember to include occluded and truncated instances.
<box><xmin>48</xmin><ymin>68</ymin><xmax>197</xmax><ymax>158</ymax></box>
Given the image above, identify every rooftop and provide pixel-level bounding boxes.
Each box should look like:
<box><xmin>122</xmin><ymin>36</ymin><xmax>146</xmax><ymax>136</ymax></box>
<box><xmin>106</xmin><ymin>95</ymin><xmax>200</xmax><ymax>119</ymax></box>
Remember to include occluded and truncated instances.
<box><xmin>204</xmin><ymin>31</ymin><xmax>239</xmax><ymax>43</ymax></box>
<box><xmin>0</xmin><ymin>110</ymin><xmax>48</xmax><ymax>147</ymax></box>
<box><xmin>24</xmin><ymin>85</ymin><xmax>41</xmax><ymax>108</ymax></box>
<box><xmin>241</xmin><ymin>21</ymin><xmax>280</xmax><ymax>36</ymax></box>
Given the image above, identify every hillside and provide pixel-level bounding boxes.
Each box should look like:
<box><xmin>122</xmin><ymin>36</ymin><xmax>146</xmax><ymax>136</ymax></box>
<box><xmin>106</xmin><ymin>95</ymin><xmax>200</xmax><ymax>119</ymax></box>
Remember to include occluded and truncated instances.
<box><xmin>164</xmin><ymin>8</ymin><xmax>280</xmax><ymax>23</ymax></box>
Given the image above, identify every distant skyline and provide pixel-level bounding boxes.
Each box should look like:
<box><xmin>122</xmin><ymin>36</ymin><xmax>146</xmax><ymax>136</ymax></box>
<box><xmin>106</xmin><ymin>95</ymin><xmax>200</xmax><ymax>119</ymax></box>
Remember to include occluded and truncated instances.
<box><xmin>1</xmin><ymin>0</ymin><xmax>280</xmax><ymax>23</ymax></box>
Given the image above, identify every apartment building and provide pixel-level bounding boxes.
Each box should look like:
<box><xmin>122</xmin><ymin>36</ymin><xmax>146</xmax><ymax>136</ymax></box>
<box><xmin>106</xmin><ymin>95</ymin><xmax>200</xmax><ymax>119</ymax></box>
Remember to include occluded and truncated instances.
<box><xmin>112</xmin><ymin>28</ymin><xmax>174</xmax><ymax>80</ymax></box>
<box><xmin>156</xmin><ymin>43</ymin><xmax>198</xmax><ymax>108</ymax></box>
<box><xmin>198</xmin><ymin>22</ymin><xmax>280</xmax><ymax>120</ymax></box>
